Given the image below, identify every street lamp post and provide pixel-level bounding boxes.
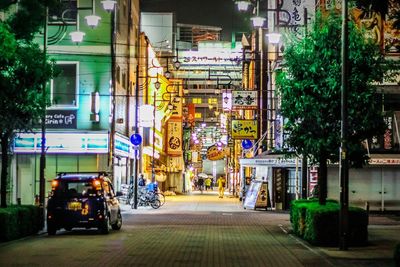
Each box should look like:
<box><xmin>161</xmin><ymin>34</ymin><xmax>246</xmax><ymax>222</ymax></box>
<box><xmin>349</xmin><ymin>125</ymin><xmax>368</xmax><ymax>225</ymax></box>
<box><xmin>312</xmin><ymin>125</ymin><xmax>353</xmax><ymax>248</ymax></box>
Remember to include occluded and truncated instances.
<box><xmin>152</xmin><ymin>78</ymin><xmax>161</xmax><ymax>183</ymax></box>
<box><xmin>236</xmin><ymin>0</ymin><xmax>283</xmax><ymax>154</ymax></box>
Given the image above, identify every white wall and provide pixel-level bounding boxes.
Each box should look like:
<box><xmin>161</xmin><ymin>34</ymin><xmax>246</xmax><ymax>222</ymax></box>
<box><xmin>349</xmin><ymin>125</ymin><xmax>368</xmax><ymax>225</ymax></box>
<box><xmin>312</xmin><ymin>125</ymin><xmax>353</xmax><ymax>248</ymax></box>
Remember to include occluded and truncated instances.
<box><xmin>141</xmin><ymin>12</ymin><xmax>174</xmax><ymax>49</ymax></box>
<box><xmin>328</xmin><ymin>166</ymin><xmax>400</xmax><ymax>211</ymax></box>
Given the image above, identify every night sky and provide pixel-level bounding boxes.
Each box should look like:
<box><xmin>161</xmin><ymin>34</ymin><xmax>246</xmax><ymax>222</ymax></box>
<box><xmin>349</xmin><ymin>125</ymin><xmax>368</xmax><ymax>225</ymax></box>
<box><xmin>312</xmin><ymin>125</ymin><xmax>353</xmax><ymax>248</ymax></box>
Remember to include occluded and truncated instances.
<box><xmin>140</xmin><ymin>0</ymin><xmax>251</xmax><ymax>41</ymax></box>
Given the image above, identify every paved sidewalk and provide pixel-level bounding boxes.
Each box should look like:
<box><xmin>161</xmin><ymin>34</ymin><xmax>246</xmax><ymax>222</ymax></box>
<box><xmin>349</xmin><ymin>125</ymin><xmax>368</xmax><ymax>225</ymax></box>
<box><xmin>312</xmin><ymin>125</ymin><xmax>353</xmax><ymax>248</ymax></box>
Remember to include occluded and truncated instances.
<box><xmin>2</xmin><ymin>190</ymin><xmax>398</xmax><ymax>266</ymax></box>
<box><xmin>123</xmin><ymin>190</ymin><xmax>400</xmax><ymax>265</ymax></box>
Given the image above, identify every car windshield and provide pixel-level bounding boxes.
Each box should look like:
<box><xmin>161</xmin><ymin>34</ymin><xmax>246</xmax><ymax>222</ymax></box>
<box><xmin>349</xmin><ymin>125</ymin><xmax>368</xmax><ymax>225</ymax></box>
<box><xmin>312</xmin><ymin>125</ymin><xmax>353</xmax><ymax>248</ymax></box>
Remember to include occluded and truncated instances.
<box><xmin>54</xmin><ymin>181</ymin><xmax>97</xmax><ymax>198</ymax></box>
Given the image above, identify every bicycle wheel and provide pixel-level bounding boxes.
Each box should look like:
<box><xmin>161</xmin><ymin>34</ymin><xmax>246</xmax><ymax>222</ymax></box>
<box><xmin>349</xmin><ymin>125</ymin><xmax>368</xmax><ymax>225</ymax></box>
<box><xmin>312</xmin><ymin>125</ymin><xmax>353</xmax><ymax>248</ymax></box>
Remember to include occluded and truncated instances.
<box><xmin>156</xmin><ymin>192</ymin><xmax>165</xmax><ymax>206</ymax></box>
<box><xmin>150</xmin><ymin>199</ymin><xmax>161</xmax><ymax>209</ymax></box>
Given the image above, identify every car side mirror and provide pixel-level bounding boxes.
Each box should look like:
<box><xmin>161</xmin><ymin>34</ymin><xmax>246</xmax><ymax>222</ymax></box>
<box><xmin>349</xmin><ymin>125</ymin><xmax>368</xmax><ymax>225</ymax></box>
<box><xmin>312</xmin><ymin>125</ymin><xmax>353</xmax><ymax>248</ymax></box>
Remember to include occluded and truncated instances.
<box><xmin>115</xmin><ymin>191</ymin><xmax>123</xmax><ymax>197</ymax></box>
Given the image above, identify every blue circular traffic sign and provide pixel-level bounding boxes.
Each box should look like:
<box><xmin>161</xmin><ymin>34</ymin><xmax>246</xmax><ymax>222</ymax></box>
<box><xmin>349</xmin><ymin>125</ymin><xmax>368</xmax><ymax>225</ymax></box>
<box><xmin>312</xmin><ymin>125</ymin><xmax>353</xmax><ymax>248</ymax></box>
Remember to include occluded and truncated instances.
<box><xmin>241</xmin><ymin>139</ymin><xmax>253</xmax><ymax>149</ymax></box>
<box><xmin>130</xmin><ymin>133</ymin><xmax>142</xmax><ymax>146</ymax></box>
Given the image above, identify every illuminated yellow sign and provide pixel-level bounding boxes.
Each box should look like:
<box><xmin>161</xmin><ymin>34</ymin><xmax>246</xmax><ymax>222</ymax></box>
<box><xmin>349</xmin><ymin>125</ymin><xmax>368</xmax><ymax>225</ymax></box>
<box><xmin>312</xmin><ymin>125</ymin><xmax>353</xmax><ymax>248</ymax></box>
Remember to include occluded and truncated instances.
<box><xmin>206</xmin><ymin>145</ymin><xmax>228</xmax><ymax>161</ymax></box>
<box><xmin>231</xmin><ymin>120</ymin><xmax>258</xmax><ymax>139</ymax></box>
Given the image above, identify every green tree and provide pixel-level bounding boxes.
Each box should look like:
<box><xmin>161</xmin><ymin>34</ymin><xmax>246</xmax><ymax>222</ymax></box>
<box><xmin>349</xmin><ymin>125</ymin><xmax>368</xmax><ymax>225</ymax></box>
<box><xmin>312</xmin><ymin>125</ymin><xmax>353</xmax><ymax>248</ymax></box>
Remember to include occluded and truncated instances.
<box><xmin>0</xmin><ymin>0</ymin><xmax>57</xmax><ymax>207</ymax></box>
<box><xmin>276</xmin><ymin>11</ymin><xmax>399</xmax><ymax>205</ymax></box>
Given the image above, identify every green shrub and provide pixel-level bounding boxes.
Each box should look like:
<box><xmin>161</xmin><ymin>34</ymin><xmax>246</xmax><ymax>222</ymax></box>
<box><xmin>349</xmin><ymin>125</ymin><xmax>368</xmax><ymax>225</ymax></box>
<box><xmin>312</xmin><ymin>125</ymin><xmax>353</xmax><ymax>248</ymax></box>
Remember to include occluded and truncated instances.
<box><xmin>0</xmin><ymin>205</ymin><xmax>43</xmax><ymax>242</ymax></box>
<box><xmin>290</xmin><ymin>199</ymin><xmax>368</xmax><ymax>246</ymax></box>
<box><xmin>394</xmin><ymin>243</ymin><xmax>400</xmax><ymax>267</ymax></box>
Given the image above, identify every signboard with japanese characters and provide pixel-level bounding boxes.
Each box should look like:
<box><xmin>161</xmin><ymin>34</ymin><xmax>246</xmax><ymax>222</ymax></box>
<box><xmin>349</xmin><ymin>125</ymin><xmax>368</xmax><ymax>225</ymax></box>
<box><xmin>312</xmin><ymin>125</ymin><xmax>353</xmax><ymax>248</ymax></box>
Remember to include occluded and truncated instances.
<box><xmin>232</xmin><ymin>90</ymin><xmax>257</xmax><ymax>110</ymax></box>
<box><xmin>183</xmin><ymin>103</ymin><xmax>195</xmax><ymax>127</ymax></box>
<box><xmin>166</xmin><ymin>119</ymin><xmax>182</xmax><ymax>156</ymax></box>
<box><xmin>222</xmin><ymin>91</ymin><xmax>232</xmax><ymax>111</ymax></box>
<box><xmin>231</xmin><ymin>120</ymin><xmax>258</xmax><ymax>140</ymax></box>
<box><xmin>279</xmin><ymin>0</ymin><xmax>315</xmax><ymax>36</ymax></box>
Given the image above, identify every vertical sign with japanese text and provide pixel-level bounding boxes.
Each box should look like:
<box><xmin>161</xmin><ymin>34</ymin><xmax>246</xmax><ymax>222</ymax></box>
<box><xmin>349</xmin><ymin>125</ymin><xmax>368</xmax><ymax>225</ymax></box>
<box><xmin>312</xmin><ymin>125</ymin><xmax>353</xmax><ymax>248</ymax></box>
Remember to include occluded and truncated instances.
<box><xmin>167</xmin><ymin>119</ymin><xmax>182</xmax><ymax>156</ymax></box>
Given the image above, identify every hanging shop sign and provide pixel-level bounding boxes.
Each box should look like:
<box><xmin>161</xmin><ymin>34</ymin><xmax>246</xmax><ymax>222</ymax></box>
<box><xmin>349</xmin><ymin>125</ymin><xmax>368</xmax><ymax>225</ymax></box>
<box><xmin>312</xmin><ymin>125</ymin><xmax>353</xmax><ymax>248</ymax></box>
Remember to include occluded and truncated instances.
<box><xmin>115</xmin><ymin>134</ymin><xmax>131</xmax><ymax>158</ymax></box>
<box><xmin>45</xmin><ymin>110</ymin><xmax>77</xmax><ymax>129</ymax></box>
<box><xmin>187</xmin><ymin>103</ymin><xmax>195</xmax><ymax>125</ymax></box>
<box><xmin>222</xmin><ymin>91</ymin><xmax>232</xmax><ymax>111</ymax></box>
<box><xmin>274</xmin><ymin>114</ymin><xmax>283</xmax><ymax>149</ymax></box>
<box><xmin>165</xmin><ymin>79</ymin><xmax>184</xmax><ymax>118</ymax></box>
<box><xmin>231</xmin><ymin>120</ymin><xmax>258</xmax><ymax>139</ymax></box>
<box><xmin>220</xmin><ymin>113</ymin><xmax>228</xmax><ymax>130</ymax></box>
<box><xmin>232</xmin><ymin>91</ymin><xmax>257</xmax><ymax>110</ymax></box>
<box><xmin>206</xmin><ymin>145</ymin><xmax>228</xmax><ymax>161</ymax></box>
<box><xmin>166</xmin><ymin>118</ymin><xmax>183</xmax><ymax>156</ymax></box>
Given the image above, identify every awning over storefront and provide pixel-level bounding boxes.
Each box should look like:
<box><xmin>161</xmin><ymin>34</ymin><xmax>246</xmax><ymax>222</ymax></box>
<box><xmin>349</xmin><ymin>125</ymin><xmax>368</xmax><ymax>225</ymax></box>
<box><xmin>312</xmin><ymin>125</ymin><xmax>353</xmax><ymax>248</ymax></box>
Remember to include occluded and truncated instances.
<box><xmin>14</xmin><ymin>132</ymin><xmax>109</xmax><ymax>154</ymax></box>
<box><xmin>239</xmin><ymin>153</ymin><xmax>301</xmax><ymax>168</ymax></box>
<box><xmin>368</xmin><ymin>154</ymin><xmax>400</xmax><ymax>166</ymax></box>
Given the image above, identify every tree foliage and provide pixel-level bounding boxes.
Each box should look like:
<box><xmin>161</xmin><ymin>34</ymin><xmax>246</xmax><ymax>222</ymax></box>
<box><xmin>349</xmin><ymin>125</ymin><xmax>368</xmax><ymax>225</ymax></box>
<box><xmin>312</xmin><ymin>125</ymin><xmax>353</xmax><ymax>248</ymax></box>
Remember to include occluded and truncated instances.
<box><xmin>276</xmin><ymin>11</ymin><xmax>399</xmax><ymax>204</ymax></box>
<box><xmin>0</xmin><ymin>0</ymin><xmax>57</xmax><ymax>207</ymax></box>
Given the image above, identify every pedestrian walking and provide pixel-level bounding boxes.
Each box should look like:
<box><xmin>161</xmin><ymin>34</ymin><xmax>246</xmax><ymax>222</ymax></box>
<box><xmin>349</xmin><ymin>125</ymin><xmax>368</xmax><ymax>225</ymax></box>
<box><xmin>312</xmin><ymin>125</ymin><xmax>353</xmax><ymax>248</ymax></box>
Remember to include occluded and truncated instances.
<box><xmin>197</xmin><ymin>177</ymin><xmax>204</xmax><ymax>193</ymax></box>
<box><xmin>205</xmin><ymin>177</ymin><xmax>212</xmax><ymax>191</ymax></box>
<box><xmin>217</xmin><ymin>176</ymin><xmax>226</xmax><ymax>198</ymax></box>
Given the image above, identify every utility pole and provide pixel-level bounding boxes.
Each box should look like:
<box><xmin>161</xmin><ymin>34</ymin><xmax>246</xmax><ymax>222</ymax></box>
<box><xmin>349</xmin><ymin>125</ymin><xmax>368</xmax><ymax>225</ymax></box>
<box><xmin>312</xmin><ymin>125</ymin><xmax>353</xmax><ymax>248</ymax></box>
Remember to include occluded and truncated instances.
<box><xmin>39</xmin><ymin>7</ymin><xmax>48</xmax><ymax>229</ymax></box>
<box><xmin>339</xmin><ymin>0</ymin><xmax>349</xmax><ymax>251</ymax></box>
<box><xmin>133</xmin><ymin>64</ymin><xmax>139</xmax><ymax>209</ymax></box>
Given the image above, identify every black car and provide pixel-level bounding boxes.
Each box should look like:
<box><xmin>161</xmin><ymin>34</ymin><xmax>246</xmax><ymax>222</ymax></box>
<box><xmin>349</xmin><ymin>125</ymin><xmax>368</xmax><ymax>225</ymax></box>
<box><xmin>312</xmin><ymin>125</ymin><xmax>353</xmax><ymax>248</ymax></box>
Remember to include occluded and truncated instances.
<box><xmin>46</xmin><ymin>172</ymin><xmax>123</xmax><ymax>235</ymax></box>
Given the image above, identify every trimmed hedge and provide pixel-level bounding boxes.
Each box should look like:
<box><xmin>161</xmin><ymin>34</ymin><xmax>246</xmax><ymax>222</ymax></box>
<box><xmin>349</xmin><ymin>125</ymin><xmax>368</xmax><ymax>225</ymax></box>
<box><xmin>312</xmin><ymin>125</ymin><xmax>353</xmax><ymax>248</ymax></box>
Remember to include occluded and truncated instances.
<box><xmin>0</xmin><ymin>205</ymin><xmax>43</xmax><ymax>242</ymax></box>
<box><xmin>290</xmin><ymin>199</ymin><xmax>368</xmax><ymax>246</ymax></box>
<box><xmin>394</xmin><ymin>243</ymin><xmax>400</xmax><ymax>267</ymax></box>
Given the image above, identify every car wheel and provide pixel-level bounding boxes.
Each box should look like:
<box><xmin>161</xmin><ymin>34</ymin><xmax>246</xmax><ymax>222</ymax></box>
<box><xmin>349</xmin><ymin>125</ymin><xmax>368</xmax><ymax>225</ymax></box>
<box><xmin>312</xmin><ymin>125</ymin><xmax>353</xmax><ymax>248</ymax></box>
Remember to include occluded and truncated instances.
<box><xmin>111</xmin><ymin>210</ymin><xmax>122</xmax><ymax>230</ymax></box>
<box><xmin>99</xmin><ymin>214</ymin><xmax>110</xmax><ymax>234</ymax></box>
<box><xmin>47</xmin><ymin>221</ymin><xmax>57</xmax><ymax>236</ymax></box>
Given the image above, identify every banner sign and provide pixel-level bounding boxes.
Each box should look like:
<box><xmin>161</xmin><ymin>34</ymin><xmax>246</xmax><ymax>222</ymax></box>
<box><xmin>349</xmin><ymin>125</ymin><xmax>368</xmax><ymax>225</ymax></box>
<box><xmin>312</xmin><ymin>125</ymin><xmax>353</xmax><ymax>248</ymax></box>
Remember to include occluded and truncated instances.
<box><xmin>115</xmin><ymin>134</ymin><xmax>131</xmax><ymax>158</ymax></box>
<box><xmin>222</xmin><ymin>91</ymin><xmax>232</xmax><ymax>111</ymax></box>
<box><xmin>232</xmin><ymin>90</ymin><xmax>257</xmax><ymax>110</ymax></box>
<box><xmin>166</xmin><ymin>119</ymin><xmax>182</xmax><ymax>155</ymax></box>
<box><xmin>162</xmin><ymin>80</ymin><xmax>183</xmax><ymax>118</ymax></box>
<box><xmin>206</xmin><ymin>145</ymin><xmax>228</xmax><ymax>161</ymax></box>
<box><xmin>369</xmin><ymin>158</ymin><xmax>400</xmax><ymax>165</ymax></box>
<box><xmin>46</xmin><ymin>110</ymin><xmax>77</xmax><ymax>129</ymax></box>
<box><xmin>231</xmin><ymin>120</ymin><xmax>258</xmax><ymax>139</ymax></box>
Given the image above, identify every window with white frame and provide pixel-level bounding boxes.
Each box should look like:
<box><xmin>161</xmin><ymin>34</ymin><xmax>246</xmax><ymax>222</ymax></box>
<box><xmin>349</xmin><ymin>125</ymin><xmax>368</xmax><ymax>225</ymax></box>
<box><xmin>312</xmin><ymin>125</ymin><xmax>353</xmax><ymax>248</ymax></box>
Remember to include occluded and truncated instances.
<box><xmin>51</xmin><ymin>62</ymin><xmax>78</xmax><ymax>108</ymax></box>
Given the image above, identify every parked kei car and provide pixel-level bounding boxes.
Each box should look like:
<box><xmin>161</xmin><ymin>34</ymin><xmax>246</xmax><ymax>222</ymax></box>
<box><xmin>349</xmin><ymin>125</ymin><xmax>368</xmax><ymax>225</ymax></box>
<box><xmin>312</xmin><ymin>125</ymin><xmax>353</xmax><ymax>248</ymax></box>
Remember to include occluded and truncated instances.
<box><xmin>46</xmin><ymin>172</ymin><xmax>123</xmax><ymax>235</ymax></box>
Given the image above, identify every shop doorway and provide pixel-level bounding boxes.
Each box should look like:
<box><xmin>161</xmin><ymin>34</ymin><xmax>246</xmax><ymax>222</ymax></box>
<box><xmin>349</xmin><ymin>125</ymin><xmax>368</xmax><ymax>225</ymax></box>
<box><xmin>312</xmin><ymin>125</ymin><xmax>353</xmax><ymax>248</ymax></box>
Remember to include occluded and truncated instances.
<box><xmin>272</xmin><ymin>168</ymin><xmax>300</xmax><ymax>210</ymax></box>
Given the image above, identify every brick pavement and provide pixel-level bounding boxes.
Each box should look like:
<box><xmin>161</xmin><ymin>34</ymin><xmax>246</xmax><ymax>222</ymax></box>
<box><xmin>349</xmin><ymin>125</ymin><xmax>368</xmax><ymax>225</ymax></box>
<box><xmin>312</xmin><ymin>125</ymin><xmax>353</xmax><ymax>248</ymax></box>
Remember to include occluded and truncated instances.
<box><xmin>124</xmin><ymin>190</ymin><xmax>400</xmax><ymax>265</ymax></box>
<box><xmin>0</xmin><ymin>190</ymin><xmax>399</xmax><ymax>266</ymax></box>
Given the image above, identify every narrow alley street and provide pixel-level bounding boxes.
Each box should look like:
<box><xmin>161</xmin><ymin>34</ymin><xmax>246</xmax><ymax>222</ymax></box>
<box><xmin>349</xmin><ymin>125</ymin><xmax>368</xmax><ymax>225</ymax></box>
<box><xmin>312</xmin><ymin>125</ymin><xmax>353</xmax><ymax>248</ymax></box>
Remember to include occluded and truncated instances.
<box><xmin>1</xmin><ymin>191</ymin><xmax>397</xmax><ymax>266</ymax></box>
<box><xmin>0</xmin><ymin>191</ymin><xmax>330</xmax><ymax>267</ymax></box>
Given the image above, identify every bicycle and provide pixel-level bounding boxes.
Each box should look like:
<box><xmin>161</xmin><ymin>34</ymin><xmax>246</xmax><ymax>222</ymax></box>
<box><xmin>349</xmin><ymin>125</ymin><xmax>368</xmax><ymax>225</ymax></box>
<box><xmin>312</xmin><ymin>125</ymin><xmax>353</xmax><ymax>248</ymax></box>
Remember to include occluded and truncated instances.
<box><xmin>125</xmin><ymin>184</ymin><xmax>134</xmax><ymax>205</ymax></box>
<box><xmin>132</xmin><ymin>190</ymin><xmax>161</xmax><ymax>209</ymax></box>
<box><xmin>147</xmin><ymin>190</ymin><xmax>165</xmax><ymax>206</ymax></box>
